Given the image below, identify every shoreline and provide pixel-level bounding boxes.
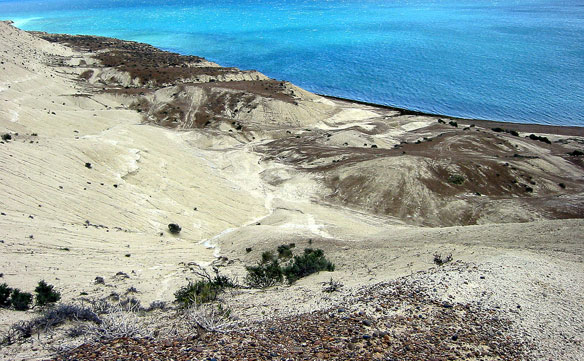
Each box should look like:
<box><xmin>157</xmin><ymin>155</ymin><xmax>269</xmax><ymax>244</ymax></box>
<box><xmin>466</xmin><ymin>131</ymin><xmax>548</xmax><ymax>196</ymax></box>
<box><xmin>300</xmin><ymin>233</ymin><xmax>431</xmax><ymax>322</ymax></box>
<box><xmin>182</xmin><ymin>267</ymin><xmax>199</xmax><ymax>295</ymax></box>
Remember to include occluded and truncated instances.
<box><xmin>3</xmin><ymin>19</ymin><xmax>581</xmax><ymax>134</ymax></box>
<box><xmin>319</xmin><ymin>94</ymin><xmax>584</xmax><ymax>137</ymax></box>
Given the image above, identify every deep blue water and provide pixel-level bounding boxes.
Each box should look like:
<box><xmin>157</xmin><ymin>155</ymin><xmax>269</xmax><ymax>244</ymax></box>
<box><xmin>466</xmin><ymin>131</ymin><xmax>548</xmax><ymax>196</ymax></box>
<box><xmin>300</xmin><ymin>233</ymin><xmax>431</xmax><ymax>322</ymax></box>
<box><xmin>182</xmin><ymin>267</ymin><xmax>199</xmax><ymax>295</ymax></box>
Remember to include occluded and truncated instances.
<box><xmin>1</xmin><ymin>0</ymin><xmax>583</xmax><ymax>126</ymax></box>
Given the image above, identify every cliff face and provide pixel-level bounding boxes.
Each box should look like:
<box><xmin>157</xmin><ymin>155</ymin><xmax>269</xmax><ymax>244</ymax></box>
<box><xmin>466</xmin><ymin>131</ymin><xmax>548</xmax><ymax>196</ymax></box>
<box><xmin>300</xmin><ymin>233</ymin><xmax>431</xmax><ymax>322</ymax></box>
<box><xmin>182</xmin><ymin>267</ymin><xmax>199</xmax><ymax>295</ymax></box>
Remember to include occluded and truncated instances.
<box><xmin>34</xmin><ymin>32</ymin><xmax>339</xmax><ymax>130</ymax></box>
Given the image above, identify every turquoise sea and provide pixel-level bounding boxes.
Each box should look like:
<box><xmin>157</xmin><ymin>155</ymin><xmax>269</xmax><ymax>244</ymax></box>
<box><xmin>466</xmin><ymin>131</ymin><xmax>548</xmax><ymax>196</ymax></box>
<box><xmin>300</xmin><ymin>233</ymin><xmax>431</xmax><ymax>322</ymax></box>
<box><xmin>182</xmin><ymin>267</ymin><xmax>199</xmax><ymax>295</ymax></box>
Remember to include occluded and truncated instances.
<box><xmin>1</xmin><ymin>0</ymin><xmax>583</xmax><ymax>126</ymax></box>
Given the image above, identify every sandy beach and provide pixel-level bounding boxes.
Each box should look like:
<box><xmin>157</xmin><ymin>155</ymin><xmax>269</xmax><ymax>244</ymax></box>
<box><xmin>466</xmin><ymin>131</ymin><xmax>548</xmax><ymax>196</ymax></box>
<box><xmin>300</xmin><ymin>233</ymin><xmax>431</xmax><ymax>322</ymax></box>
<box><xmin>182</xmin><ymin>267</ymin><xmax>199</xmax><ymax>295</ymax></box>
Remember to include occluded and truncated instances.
<box><xmin>1</xmin><ymin>21</ymin><xmax>583</xmax><ymax>360</ymax></box>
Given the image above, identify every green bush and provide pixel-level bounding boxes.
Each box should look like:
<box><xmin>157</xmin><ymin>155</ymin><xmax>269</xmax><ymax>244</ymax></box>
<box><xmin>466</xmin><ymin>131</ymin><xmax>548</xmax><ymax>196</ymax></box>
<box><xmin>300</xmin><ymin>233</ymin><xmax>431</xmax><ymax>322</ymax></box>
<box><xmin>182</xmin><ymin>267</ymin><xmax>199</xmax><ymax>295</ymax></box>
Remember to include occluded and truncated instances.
<box><xmin>261</xmin><ymin>251</ymin><xmax>275</xmax><ymax>263</ymax></box>
<box><xmin>175</xmin><ymin>280</ymin><xmax>219</xmax><ymax>307</ymax></box>
<box><xmin>174</xmin><ymin>268</ymin><xmax>236</xmax><ymax>307</ymax></box>
<box><xmin>245</xmin><ymin>245</ymin><xmax>335</xmax><ymax>288</ymax></box>
<box><xmin>35</xmin><ymin>280</ymin><xmax>61</xmax><ymax>306</ymax></box>
<box><xmin>11</xmin><ymin>289</ymin><xmax>33</xmax><ymax>311</ymax></box>
<box><xmin>245</xmin><ymin>259</ymin><xmax>284</xmax><ymax>288</ymax></box>
<box><xmin>277</xmin><ymin>243</ymin><xmax>295</xmax><ymax>259</ymax></box>
<box><xmin>283</xmin><ymin>248</ymin><xmax>335</xmax><ymax>284</ymax></box>
<box><xmin>0</xmin><ymin>283</ymin><xmax>12</xmax><ymax>307</ymax></box>
<box><xmin>448</xmin><ymin>174</ymin><xmax>465</xmax><ymax>185</ymax></box>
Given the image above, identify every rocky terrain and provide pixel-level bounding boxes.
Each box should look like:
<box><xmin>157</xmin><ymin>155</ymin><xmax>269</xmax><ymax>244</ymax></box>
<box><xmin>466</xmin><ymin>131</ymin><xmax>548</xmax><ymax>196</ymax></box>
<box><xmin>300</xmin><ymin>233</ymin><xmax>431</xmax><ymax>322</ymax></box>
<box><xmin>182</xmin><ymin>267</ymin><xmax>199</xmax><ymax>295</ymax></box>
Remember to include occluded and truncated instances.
<box><xmin>1</xmin><ymin>20</ymin><xmax>583</xmax><ymax>360</ymax></box>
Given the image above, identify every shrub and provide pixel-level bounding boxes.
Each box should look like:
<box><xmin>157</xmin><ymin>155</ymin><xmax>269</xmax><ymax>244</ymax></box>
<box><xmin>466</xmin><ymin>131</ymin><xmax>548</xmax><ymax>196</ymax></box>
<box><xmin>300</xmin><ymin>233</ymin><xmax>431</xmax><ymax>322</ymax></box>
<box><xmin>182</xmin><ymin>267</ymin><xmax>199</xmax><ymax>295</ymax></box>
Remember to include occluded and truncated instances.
<box><xmin>175</xmin><ymin>280</ymin><xmax>219</xmax><ymax>307</ymax></box>
<box><xmin>184</xmin><ymin>303</ymin><xmax>235</xmax><ymax>333</ymax></box>
<box><xmin>322</xmin><ymin>278</ymin><xmax>343</xmax><ymax>293</ymax></box>
<box><xmin>1</xmin><ymin>133</ymin><xmax>12</xmax><ymax>141</ymax></box>
<box><xmin>8</xmin><ymin>304</ymin><xmax>100</xmax><ymax>341</ymax></box>
<box><xmin>245</xmin><ymin>245</ymin><xmax>335</xmax><ymax>288</ymax></box>
<box><xmin>119</xmin><ymin>296</ymin><xmax>142</xmax><ymax>311</ymax></box>
<box><xmin>448</xmin><ymin>174</ymin><xmax>465</xmax><ymax>185</ymax></box>
<box><xmin>11</xmin><ymin>289</ymin><xmax>33</xmax><ymax>311</ymax></box>
<box><xmin>491</xmin><ymin>127</ymin><xmax>504</xmax><ymax>133</ymax></box>
<box><xmin>147</xmin><ymin>300</ymin><xmax>166</xmax><ymax>311</ymax></box>
<box><xmin>261</xmin><ymin>251</ymin><xmax>275</xmax><ymax>263</ymax></box>
<box><xmin>35</xmin><ymin>280</ymin><xmax>61</xmax><ymax>306</ymax></box>
<box><xmin>277</xmin><ymin>243</ymin><xmax>295</xmax><ymax>259</ymax></box>
<box><xmin>0</xmin><ymin>283</ymin><xmax>12</xmax><ymax>307</ymax></box>
<box><xmin>528</xmin><ymin>134</ymin><xmax>551</xmax><ymax>144</ymax></box>
<box><xmin>448</xmin><ymin>121</ymin><xmax>458</xmax><ymax>127</ymax></box>
<box><xmin>85</xmin><ymin>305</ymin><xmax>149</xmax><ymax>340</ymax></box>
<box><xmin>245</xmin><ymin>259</ymin><xmax>283</xmax><ymax>288</ymax></box>
<box><xmin>168</xmin><ymin>223</ymin><xmax>181</xmax><ymax>234</ymax></box>
<box><xmin>568</xmin><ymin>150</ymin><xmax>583</xmax><ymax>156</ymax></box>
<box><xmin>175</xmin><ymin>266</ymin><xmax>235</xmax><ymax>307</ymax></box>
<box><xmin>283</xmin><ymin>248</ymin><xmax>335</xmax><ymax>284</ymax></box>
<box><xmin>433</xmin><ymin>253</ymin><xmax>453</xmax><ymax>266</ymax></box>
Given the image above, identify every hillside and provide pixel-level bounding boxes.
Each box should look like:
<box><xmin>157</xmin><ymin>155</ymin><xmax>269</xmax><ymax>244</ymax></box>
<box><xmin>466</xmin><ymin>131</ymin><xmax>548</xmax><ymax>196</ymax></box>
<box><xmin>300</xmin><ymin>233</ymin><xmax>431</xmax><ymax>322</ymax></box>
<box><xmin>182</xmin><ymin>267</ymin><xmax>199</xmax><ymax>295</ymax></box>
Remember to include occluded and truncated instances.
<box><xmin>1</xmin><ymin>20</ymin><xmax>583</xmax><ymax>360</ymax></box>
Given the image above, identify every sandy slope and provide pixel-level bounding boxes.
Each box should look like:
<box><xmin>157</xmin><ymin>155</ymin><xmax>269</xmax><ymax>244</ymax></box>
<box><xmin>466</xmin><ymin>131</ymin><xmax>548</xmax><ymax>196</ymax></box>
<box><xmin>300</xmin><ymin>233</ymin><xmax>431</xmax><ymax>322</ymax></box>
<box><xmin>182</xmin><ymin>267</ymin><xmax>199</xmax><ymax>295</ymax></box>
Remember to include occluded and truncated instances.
<box><xmin>1</xmin><ymin>21</ymin><xmax>583</xmax><ymax>360</ymax></box>
<box><xmin>0</xmin><ymin>20</ymin><xmax>268</xmax><ymax>308</ymax></box>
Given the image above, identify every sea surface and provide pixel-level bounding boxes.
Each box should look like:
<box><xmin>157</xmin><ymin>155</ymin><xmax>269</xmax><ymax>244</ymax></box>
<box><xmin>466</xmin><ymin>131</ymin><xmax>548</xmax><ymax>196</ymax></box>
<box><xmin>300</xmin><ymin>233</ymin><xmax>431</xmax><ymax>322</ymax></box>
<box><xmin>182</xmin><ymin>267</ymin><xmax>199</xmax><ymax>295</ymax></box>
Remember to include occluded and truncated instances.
<box><xmin>1</xmin><ymin>0</ymin><xmax>583</xmax><ymax>126</ymax></box>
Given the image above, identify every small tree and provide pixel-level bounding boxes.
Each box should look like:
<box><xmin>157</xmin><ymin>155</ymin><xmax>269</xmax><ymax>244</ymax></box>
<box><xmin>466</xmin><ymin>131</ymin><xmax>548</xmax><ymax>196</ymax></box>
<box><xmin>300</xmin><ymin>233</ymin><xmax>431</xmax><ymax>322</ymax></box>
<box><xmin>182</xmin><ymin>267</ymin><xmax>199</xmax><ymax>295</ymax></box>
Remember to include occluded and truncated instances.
<box><xmin>11</xmin><ymin>289</ymin><xmax>33</xmax><ymax>311</ymax></box>
<box><xmin>35</xmin><ymin>280</ymin><xmax>61</xmax><ymax>306</ymax></box>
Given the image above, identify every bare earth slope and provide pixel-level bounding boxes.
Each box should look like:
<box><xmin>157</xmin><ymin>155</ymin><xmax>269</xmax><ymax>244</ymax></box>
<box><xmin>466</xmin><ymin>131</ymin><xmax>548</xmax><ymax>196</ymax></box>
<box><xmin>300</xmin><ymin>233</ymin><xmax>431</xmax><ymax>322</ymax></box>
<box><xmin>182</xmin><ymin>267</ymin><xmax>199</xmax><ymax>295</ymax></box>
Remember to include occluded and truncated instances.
<box><xmin>1</xmin><ymin>21</ymin><xmax>583</xmax><ymax>360</ymax></box>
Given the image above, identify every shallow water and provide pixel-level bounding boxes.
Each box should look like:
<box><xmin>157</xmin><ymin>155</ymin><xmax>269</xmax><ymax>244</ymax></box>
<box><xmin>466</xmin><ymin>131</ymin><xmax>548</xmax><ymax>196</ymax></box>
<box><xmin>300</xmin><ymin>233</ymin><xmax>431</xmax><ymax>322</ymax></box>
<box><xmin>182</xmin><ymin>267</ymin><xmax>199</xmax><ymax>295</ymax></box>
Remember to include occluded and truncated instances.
<box><xmin>1</xmin><ymin>0</ymin><xmax>583</xmax><ymax>126</ymax></box>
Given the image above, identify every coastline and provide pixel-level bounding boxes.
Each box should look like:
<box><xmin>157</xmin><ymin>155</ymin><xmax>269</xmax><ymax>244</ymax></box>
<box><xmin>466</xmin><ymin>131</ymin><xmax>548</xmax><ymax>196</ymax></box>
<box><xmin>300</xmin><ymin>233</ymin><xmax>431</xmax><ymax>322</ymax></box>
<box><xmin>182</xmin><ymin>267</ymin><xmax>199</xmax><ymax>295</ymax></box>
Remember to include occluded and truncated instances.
<box><xmin>319</xmin><ymin>94</ymin><xmax>584</xmax><ymax>137</ymax></box>
<box><xmin>5</xmin><ymin>18</ymin><xmax>581</xmax><ymax>133</ymax></box>
<box><xmin>1</xmin><ymin>21</ymin><xmax>584</xmax><ymax>361</ymax></box>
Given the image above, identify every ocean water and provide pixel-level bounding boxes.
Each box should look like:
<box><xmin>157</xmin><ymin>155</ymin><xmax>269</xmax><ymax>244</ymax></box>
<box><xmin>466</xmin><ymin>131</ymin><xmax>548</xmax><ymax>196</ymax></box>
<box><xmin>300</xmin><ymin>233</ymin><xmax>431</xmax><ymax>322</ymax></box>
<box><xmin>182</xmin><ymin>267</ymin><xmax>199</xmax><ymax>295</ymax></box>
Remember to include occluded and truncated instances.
<box><xmin>1</xmin><ymin>0</ymin><xmax>583</xmax><ymax>126</ymax></box>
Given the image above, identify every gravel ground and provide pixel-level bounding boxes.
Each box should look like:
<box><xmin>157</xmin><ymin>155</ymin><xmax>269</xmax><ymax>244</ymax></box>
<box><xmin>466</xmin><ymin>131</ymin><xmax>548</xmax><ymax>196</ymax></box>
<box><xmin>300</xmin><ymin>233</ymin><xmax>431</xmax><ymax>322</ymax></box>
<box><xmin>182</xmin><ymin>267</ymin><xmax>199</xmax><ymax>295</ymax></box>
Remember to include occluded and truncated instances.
<box><xmin>53</xmin><ymin>264</ymin><xmax>534</xmax><ymax>361</ymax></box>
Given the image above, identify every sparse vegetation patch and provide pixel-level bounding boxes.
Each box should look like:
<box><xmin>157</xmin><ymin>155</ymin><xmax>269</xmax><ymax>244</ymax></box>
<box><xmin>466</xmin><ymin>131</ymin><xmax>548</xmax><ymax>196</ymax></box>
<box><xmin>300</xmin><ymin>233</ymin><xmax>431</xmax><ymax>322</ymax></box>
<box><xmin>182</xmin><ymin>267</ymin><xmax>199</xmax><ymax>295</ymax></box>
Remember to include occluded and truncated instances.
<box><xmin>0</xmin><ymin>281</ymin><xmax>61</xmax><ymax>311</ymax></box>
<box><xmin>175</xmin><ymin>266</ymin><xmax>236</xmax><ymax>307</ymax></box>
<box><xmin>528</xmin><ymin>134</ymin><xmax>551</xmax><ymax>144</ymax></box>
<box><xmin>491</xmin><ymin>127</ymin><xmax>519</xmax><ymax>136</ymax></box>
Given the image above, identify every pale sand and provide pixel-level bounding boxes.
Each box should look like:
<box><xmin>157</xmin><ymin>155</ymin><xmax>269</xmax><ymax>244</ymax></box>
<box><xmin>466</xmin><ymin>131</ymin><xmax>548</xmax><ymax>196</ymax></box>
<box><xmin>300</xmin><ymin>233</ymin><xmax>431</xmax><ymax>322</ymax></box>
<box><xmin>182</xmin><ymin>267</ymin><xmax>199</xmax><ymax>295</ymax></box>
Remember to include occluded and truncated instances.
<box><xmin>0</xmin><ymin>21</ymin><xmax>583</xmax><ymax>360</ymax></box>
